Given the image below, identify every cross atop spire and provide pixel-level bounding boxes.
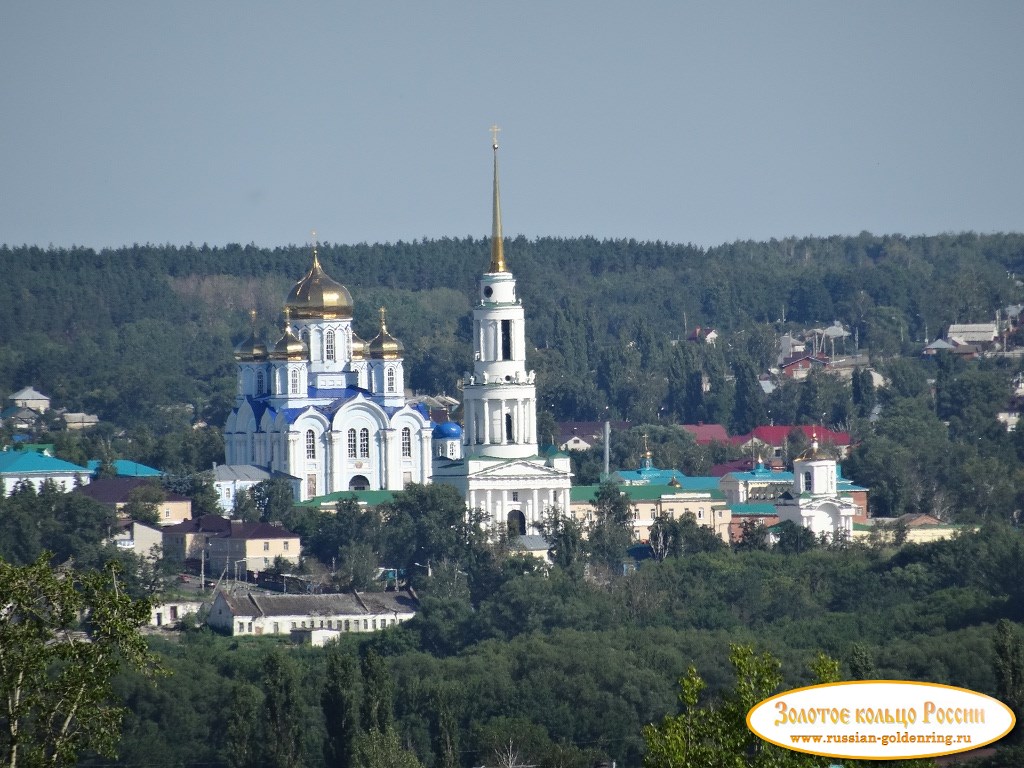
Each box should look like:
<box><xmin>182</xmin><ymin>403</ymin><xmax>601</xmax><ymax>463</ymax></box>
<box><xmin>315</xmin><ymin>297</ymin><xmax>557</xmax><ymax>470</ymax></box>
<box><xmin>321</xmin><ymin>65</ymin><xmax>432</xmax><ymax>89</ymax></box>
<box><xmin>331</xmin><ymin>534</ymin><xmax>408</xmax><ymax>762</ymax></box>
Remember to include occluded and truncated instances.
<box><xmin>490</xmin><ymin>123</ymin><xmax>501</xmax><ymax>149</ymax></box>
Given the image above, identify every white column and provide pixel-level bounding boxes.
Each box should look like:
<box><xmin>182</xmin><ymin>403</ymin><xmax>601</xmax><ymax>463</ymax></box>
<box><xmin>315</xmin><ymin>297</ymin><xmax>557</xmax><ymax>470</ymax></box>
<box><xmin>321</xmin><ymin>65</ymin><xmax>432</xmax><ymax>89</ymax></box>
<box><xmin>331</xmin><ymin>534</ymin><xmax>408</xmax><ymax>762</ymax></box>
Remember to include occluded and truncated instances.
<box><xmin>532</xmin><ymin>489</ymin><xmax>539</xmax><ymax>526</ymax></box>
<box><xmin>419</xmin><ymin>430</ymin><xmax>431</xmax><ymax>483</ymax></box>
<box><xmin>327</xmin><ymin>433</ymin><xmax>340</xmax><ymax>494</ymax></box>
<box><xmin>482</xmin><ymin>401</ymin><xmax>490</xmax><ymax>445</ymax></box>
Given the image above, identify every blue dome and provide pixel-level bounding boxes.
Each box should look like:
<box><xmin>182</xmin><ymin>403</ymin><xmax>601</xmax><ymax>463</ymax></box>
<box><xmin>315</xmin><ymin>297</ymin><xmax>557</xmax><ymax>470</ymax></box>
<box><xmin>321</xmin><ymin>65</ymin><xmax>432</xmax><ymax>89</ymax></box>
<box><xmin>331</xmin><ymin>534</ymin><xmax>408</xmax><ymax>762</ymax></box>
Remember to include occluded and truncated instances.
<box><xmin>432</xmin><ymin>421</ymin><xmax>463</xmax><ymax>439</ymax></box>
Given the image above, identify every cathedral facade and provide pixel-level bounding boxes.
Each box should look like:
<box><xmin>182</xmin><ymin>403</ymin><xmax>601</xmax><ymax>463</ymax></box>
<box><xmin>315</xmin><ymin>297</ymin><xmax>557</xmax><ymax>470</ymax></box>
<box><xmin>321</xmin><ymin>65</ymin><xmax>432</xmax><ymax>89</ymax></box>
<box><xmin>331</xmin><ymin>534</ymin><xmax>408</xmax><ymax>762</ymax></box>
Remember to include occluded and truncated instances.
<box><xmin>224</xmin><ymin>257</ymin><xmax>432</xmax><ymax>500</ymax></box>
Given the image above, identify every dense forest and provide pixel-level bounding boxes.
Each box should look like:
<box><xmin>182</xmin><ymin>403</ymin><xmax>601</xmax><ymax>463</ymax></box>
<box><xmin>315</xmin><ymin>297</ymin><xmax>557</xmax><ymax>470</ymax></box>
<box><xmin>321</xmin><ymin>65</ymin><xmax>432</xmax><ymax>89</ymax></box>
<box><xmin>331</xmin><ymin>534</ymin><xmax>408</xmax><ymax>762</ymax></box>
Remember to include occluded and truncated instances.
<box><xmin>5</xmin><ymin>233</ymin><xmax>1024</xmax><ymax>766</ymax></box>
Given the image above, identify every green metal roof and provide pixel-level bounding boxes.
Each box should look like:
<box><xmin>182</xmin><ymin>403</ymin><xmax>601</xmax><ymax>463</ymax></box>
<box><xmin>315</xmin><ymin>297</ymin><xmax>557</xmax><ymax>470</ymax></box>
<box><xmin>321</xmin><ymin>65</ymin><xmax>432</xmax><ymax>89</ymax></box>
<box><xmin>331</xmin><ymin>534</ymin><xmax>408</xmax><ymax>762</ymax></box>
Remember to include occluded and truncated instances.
<box><xmin>298</xmin><ymin>489</ymin><xmax>396</xmax><ymax>508</ymax></box>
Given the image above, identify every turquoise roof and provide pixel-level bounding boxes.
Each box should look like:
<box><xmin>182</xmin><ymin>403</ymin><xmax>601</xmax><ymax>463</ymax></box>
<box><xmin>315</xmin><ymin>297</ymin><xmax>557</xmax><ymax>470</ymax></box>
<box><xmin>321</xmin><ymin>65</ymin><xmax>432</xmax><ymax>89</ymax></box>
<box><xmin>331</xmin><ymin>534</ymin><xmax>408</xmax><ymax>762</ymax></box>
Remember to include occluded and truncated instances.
<box><xmin>729</xmin><ymin>503</ymin><xmax>779</xmax><ymax>516</ymax></box>
<box><xmin>0</xmin><ymin>451</ymin><xmax>90</xmax><ymax>475</ymax></box>
<box><xmin>727</xmin><ymin>461</ymin><xmax>793</xmax><ymax>483</ymax></box>
<box><xmin>86</xmin><ymin>459</ymin><xmax>162</xmax><ymax>477</ymax></box>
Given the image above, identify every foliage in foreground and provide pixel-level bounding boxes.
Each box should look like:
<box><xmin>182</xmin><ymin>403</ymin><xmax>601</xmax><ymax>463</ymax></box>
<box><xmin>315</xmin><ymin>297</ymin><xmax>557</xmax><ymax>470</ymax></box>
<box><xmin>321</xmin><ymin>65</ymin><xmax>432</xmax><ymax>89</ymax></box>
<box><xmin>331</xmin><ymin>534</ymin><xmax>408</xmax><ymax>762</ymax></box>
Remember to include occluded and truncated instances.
<box><xmin>0</xmin><ymin>555</ymin><xmax>158</xmax><ymax>768</ymax></box>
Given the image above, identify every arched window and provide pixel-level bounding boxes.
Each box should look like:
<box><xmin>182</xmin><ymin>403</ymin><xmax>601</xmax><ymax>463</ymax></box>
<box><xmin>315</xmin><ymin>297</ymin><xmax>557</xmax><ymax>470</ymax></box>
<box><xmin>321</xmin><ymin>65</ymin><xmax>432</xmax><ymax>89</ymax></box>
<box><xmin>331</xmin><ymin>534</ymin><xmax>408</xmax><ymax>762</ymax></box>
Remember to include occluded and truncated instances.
<box><xmin>803</xmin><ymin>471</ymin><xmax>812</xmax><ymax>492</ymax></box>
<box><xmin>386</xmin><ymin>367</ymin><xmax>396</xmax><ymax>393</ymax></box>
<box><xmin>306</xmin><ymin>430</ymin><xmax>316</xmax><ymax>459</ymax></box>
<box><xmin>401</xmin><ymin>427</ymin><xmax>412</xmax><ymax>457</ymax></box>
<box><xmin>325</xmin><ymin>330</ymin><xmax>336</xmax><ymax>362</ymax></box>
<box><xmin>256</xmin><ymin>370</ymin><xmax>265</xmax><ymax>395</ymax></box>
<box><xmin>290</xmin><ymin>369</ymin><xmax>300</xmax><ymax>394</ymax></box>
<box><xmin>359</xmin><ymin>428</ymin><xmax>370</xmax><ymax>458</ymax></box>
<box><xmin>347</xmin><ymin>429</ymin><xmax>357</xmax><ymax>458</ymax></box>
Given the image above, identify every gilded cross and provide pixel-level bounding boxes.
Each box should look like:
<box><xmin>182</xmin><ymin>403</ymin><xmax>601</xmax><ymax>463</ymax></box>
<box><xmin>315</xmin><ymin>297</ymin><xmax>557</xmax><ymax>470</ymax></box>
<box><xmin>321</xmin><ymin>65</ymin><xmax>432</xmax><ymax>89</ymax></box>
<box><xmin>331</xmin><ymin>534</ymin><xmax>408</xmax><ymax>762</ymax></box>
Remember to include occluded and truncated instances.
<box><xmin>490</xmin><ymin>123</ymin><xmax>501</xmax><ymax>148</ymax></box>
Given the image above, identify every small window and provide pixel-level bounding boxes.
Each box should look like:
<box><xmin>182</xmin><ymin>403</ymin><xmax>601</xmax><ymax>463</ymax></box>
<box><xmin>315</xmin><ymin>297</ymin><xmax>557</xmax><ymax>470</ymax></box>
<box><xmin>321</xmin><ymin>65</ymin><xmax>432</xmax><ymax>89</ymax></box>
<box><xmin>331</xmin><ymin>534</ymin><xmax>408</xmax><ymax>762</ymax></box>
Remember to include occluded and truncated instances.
<box><xmin>359</xmin><ymin>428</ymin><xmax>370</xmax><ymax>458</ymax></box>
<box><xmin>247</xmin><ymin>622</ymin><xmax>252</xmax><ymax>633</ymax></box>
<box><xmin>256</xmin><ymin>370</ymin><xmax>265</xmax><ymax>394</ymax></box>
<box><xmin>401</xmin><ymin>427</ymin><xmax>412</xmax><ymax>457</ymax></box>
<box><xmin>238</xmin><ymin>622</ymin><xmax>244</xmax><ymax>633</ymax></box>
<box><xmin>512</xmin><ymin>491</ymin><xmax>519</xmax><ymax>502</ymax></box>
<box><xmin>325</xmin><ymin>330</ymin><xmax>336</xmax><ymax>362</ymax></box>
<box><xmin>283</xmin><ymin>541</ymin><xmax>289</xmax><ymax>551</ymax></box>
<box><xmin>345</xmin><ymin>620</ymin><xmax>351</xmax><ymax>631</ymax></box>
<box><xmin>363</xmin><ymin>619</ymin><xmax>368</xmax><ymax>630</ymax></box>
<box><xmin>263</xmin><ymin>541</ymin><xmax>270</xmax><ymax>551</ymax></box>
<box><xmin>290</xmin><ymin>369</ymin><xmax>300</xmax><ymax>394</ymax></box>
<box><xmin>348</xmin><ymin>429</ymin><xmax>357</xmax><ymax>458</ymax></box>
<box><xmin>306</xmin><ymin>429</ymin><xmax>316</xmax><ymax>459</ymax></box>
<box><xmin>803</xmin><ymin>471</ymin><xmax>813</xmax><ymax>492</ymax></box>
<box><xmin>372</xmin><ymin>619</ymin><xmax>377</xmax><ymax>630</ymax></box>
<box><xmin>386</xmin><ymin>367</ymin><xmax>396</xmax><ymax>393</ymax></box>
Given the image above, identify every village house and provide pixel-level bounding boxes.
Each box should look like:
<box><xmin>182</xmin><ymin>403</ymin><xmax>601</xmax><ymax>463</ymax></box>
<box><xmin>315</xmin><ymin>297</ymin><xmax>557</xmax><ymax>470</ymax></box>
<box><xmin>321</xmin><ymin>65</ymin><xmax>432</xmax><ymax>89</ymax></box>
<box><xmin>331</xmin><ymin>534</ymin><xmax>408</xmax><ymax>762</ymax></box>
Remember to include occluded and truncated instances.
<box><xmin>207</xmin><ymin>589</ymin><xmax>418</xmax><ymax>637</ymax></box>
<box><xmin>106</xmin><ymin>519</ymin><xmax>164</xmax><ymax>559</ymax></box>
<box><xmin>731</xmin><ymin>425</ymin><xmax>852</xmax><ymax>461</ymax></box>
<box><xmin>162</xmin><ymin>515</ymin><xmax>300</xmax><ymax>576</ymax></box>
<box><xmin>211</xmin><ymin>463</ymin><xmax>301</xmax><ymax>514</ymax></box>
<box><xmin>76</xmin><ymin>477</ymin><xmax>191</xmax><ymax>525</ymax></box>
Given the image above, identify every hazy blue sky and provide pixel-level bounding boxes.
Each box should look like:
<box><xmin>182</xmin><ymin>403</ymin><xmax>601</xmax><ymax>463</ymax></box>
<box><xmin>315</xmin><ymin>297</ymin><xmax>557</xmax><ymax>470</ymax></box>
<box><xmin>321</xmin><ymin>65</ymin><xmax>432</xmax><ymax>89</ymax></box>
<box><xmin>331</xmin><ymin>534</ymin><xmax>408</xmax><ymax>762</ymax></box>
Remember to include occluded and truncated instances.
<box><xmin>2</xmin><ymin>2</ymin><xmax>1022</xmax><ymax>250</ymax></box>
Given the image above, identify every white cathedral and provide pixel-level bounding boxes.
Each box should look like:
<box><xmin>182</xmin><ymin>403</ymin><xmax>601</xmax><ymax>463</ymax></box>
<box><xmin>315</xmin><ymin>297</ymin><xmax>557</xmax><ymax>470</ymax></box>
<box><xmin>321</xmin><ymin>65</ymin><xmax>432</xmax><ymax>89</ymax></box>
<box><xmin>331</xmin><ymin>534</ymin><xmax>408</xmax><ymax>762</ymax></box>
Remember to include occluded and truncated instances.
<box><xmin>224</xmin><ymin>134</ymin><xmax>572</xmax><ymax>533</ymax></box>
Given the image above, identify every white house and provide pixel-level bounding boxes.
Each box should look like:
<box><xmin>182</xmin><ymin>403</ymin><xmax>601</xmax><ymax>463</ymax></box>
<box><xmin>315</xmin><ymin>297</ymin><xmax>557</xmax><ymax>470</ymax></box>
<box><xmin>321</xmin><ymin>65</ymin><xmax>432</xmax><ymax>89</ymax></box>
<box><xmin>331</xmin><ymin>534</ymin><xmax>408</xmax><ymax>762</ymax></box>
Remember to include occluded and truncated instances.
<box><xmin>207</xmin><ymin>590</ymin><xmax>418</xmax><ymax>637</ymax></box>
<box><xmin>211</xmin><ymin>464</ymin><xmax>301</xmax><ymax>513</ymax></box>
<box><xmin>0</xmin><ymin>450</ymin><xmax>90</xmax><ymax>495</ymax></box>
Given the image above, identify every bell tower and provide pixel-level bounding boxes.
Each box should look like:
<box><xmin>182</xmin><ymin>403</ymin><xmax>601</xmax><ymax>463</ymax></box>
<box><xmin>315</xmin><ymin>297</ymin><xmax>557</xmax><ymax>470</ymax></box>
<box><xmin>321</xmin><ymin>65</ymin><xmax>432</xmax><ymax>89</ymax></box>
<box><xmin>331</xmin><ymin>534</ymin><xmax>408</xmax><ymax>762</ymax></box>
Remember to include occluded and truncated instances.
<box><xmin>461</xmin><ymin>128</ymin><xmax>538</xmax><ymax>460</ymax></box>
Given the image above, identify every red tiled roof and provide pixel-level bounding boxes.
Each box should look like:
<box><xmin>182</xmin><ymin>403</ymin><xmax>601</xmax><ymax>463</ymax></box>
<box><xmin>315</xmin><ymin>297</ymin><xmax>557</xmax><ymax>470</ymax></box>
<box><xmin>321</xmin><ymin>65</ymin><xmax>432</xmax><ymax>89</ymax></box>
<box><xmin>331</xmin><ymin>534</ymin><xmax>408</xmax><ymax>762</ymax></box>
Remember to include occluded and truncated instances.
<box><xmin>730</xmin><ymin>425</ymin><xmax>851</xmax><ymax>447</ymax></box>
<box><xmin>680</xmin><ymin>424</ymin><xmax>729</xmax><ymax>445</ymax></box>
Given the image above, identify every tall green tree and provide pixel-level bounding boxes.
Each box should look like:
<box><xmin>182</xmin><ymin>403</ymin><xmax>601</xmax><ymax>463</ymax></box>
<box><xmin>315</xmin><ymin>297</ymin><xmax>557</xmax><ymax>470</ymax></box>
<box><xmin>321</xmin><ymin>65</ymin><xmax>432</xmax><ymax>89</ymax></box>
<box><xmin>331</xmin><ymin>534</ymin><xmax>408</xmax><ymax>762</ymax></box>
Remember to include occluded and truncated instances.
<box><xmin>0</xmin><ymin>555</ymin><xmax>157</xmax><ymax>768</ymax></box>
<box><xmin>643</xmin><ymin>645</ymin><xmax>839</xmax><ymax>768</ymax></box>
<box><xmin>322</xmin><ymin>646</ymin><xmax>362</xmax><ymax>768</ymax></box>
<box><xmin>587</xmin><ymin>481</ymin><xmax>635</xmax><ymax>573</ymax></box>
<box><xmin>261</xmin><ymin>649</ymin><xmax>305</xmax><ymax>768</ymax></box>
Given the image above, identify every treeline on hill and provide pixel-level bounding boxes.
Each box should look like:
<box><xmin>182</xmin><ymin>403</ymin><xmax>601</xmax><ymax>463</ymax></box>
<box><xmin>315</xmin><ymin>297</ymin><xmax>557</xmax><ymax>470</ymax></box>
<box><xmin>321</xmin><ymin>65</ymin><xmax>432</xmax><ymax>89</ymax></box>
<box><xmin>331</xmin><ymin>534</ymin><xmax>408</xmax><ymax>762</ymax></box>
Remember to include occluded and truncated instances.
<box><xmin>4</xmin><ymin>233</ymin><xmax>1024</xmax><ymax>524</ymax></box>
<box><xmin>2</xmin><ymin>232</ymin><xmax>1023</xmax><ymax>430</ymax></box>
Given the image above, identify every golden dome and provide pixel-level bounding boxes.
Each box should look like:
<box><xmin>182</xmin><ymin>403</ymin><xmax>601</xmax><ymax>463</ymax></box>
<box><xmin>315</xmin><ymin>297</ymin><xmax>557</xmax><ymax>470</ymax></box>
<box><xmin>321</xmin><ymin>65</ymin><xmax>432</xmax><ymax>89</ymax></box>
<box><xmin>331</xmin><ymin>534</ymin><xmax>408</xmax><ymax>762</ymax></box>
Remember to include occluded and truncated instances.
<box><xmin>270</xmin><ymin>309</ymin><xmax>309</xmax><ymax>361</ymax></box>
<box><xmin>234</xmin><ymin>310</ymin><xmax>268</xmax><ymax>361</ymax></box>
<box><xmin>351</xmin><ymin>331</ymin><xmax>367</xmax><ymax>361</ymax></box>
<box><xmin>285</xmin><ymin>247</ymin><xmax>353</xmax><ymax>320</ymax></box>
<box><xmin>368</xmin><ymin>307</ymin><xmax>404</xmax><ymax>360</ymax></box>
